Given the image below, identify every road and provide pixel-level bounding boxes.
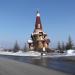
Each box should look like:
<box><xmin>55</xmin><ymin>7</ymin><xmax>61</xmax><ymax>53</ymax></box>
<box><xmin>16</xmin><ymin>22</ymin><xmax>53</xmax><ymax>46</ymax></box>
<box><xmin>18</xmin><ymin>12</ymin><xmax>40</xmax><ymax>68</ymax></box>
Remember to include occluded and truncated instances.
<box><xmin>0</xmin><ymin>58</ymin><xmax>69</xmax><ymax>75</ymax></box>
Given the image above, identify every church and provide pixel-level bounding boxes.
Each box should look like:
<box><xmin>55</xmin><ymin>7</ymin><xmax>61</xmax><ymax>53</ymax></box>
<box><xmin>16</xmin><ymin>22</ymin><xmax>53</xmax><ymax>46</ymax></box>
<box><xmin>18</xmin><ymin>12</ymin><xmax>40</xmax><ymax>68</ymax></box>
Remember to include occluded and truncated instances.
<box><xmin>28</xmin><ymin>11</ymin><xmax>50</xmax><ymax>52</ymax></box>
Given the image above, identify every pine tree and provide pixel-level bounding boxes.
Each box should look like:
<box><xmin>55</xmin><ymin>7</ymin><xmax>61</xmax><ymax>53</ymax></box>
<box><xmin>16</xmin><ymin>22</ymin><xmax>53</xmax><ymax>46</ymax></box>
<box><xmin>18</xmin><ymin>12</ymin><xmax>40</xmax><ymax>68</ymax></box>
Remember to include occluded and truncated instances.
<box><xmin>60</xmin><ymin>42</ymin><xmax>65</xmax><ymax>53</ymax></box>
<box><xmin>57</xmin><ymin>41</ymin><xmax>65</xmax><ymax>53</ymax></box>
<box><xmin>66</xmin><ymin>36</ymin><xmax>73</xmax><ymax>50</ymax></box>
<box><xmin>13</xmin><ymin>41</ymin><xmax>20</xmax><ymax>52</ymax></box>
<box><xmin>62</xmin><ymin>42</ymin><xmax>65</xmax><ymax>50</ymax></box>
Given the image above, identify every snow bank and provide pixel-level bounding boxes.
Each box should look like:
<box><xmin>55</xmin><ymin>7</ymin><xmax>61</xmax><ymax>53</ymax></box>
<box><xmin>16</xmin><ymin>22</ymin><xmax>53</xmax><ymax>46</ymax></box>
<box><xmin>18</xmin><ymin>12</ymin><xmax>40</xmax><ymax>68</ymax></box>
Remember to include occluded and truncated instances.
<box><xmin>64</xmin><ymin>49</ymin><xmax>75</xmax><ymax>56</ymax></box>
<box><xmin>0</xmin><ymin>49</ymin><xmax>75</xmax><ymax>57</ymax></box>
<box><xmin>66</xmin><ymin>49</ymin><xmax>75</xmax><ymax>54</ymax></box>
<box><xmin>0</xmin><ymin>51</ymin><xmax>41</xmax><ymax>56</ymax></box>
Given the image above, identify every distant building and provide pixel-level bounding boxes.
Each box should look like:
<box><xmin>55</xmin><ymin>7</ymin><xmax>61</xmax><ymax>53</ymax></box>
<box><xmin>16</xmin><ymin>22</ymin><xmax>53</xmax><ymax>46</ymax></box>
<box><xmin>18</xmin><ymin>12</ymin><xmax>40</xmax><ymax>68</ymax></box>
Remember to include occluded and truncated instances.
<box><xmin>28</xmin><ymin>11</ymin><xmax>50</xmax><ymax>52</ymax></box>
<box><xmin>0</xmin><ymin>47</ymin><xmax>4</xmax><ymax>51</ymax></box>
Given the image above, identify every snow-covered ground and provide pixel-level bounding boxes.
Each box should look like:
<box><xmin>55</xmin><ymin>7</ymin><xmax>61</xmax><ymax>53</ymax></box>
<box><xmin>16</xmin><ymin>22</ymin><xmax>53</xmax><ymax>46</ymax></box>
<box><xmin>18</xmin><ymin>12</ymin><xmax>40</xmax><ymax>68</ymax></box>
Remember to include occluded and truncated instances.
<box><xmin>43</xmin><ymin>49</ymin><xmax>75</xmax><ymax>58</ymax></box>
<box><xmin>0</xmin><ymin>49</ymin><xmax>75</xmax><ymax>57</ymax></box>
<box><xmin>65</xmin><ymin>49</ymin><xmax>75</xmax><ymax>56</ymax></box>
<box><xmin>0</xmin><ymin>51</ymin><xmax>41</xmax><ymax>56</ymax></box>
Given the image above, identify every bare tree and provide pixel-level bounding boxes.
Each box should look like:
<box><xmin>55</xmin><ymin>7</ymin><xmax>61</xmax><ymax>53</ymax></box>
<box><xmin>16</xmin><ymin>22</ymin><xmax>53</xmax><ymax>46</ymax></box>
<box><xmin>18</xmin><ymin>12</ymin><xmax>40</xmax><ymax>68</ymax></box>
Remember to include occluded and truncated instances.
<box><xmin>23</xmin><ymin>43</ymin><xmax>28</xmax><ymax>52</ymax></box>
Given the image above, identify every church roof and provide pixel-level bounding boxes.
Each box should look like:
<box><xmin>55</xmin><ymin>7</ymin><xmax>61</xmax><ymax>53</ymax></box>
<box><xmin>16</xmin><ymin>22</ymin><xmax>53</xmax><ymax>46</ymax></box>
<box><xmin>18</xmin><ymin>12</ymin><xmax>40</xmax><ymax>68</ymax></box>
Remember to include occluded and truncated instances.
<box><xmin>34</xmin><ymin>11</ymin><xmax>42</xmax><ymax>31</ymax></box>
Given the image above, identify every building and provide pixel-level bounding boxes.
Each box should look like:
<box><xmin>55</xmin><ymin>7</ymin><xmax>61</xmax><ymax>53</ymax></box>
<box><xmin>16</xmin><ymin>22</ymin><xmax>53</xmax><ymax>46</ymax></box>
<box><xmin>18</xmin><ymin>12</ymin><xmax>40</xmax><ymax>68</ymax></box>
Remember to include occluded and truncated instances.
<box><xmin>28</xmin><ymin>11</ymin><xmax>50</xmax><ymax>52</ymax></box>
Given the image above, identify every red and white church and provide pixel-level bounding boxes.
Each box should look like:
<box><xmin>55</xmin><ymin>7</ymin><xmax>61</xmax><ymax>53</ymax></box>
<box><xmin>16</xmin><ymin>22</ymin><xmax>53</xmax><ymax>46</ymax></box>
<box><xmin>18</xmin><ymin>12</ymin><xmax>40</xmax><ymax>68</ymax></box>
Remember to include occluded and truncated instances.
<box><xmin>28</xmin><ymin>11</ymin><xmax>50</xmax><ymax>52</ymax></box>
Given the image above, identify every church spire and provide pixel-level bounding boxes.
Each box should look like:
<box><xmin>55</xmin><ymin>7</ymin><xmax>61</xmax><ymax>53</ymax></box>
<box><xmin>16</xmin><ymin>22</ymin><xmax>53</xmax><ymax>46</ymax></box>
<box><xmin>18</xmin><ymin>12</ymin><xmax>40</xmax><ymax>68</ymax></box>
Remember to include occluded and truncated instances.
<box><xmin>34</xmin><ymin>11</ymin><xmax>43</xmax><ymax>32</ymax></box>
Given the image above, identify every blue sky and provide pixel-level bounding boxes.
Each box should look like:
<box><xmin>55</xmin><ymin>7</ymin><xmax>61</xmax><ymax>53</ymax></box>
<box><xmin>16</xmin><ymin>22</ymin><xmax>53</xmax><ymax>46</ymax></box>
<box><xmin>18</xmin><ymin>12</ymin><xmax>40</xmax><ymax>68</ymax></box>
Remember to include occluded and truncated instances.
<box><xmin>0</xmin><ymin>0</ymin><xmax>75</xmax><ymax>48</ymax></box>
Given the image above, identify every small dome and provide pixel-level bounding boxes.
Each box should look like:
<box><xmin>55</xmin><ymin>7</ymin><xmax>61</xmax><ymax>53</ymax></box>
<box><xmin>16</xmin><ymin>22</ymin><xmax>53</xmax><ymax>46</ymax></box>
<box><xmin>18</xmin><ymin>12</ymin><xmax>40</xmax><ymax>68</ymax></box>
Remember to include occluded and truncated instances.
<box><xmin>28</xmin><ymin>39</ymin><xmax>33</xmax><ymax>43</ymax></box>
<box><xmin>36</xmin><ymin>11</ymin><xmax>40</xmax><ymax>16</ymax></box>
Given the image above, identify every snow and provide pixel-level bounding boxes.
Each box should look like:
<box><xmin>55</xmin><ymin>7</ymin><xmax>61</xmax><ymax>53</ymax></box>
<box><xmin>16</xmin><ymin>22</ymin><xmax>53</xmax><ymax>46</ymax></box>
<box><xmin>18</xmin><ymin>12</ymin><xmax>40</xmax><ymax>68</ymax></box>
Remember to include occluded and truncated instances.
<box><xmin>66</xmin><ymin>49</ymin><xmax>75</xmax><ymax>54</ymax></box>
<box><xmin>32</xmin><ymin>32</ymin><xmax>38</xmax><ymax>35</ymax></box>
<box><xmin>37</xmin><ymin>12</ymin><xmax>40</xmax><ymax>16</ymax></box>
<box><xmin>65</xmin><ymin>49</ymin><xmax>75</xmax><ymax>56</ymax></box>
<box><xmin>0</xmin><ymin>49</ymin><xmax>75</xmax><ymax>57</ymax></box>
<box><xmin>0</xmin><ymin>51</ymin><xmax>41</xmax><ymax>56</ymax></box>
<box><xmin>43</xmin><ymin>49</ymin><xmax>75</xmax><ymax>58</ymax></box>
<box><xmin>28</xmin><ymin>39</ymin><xmax>33</xmax><ymax>43</ymax></box>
